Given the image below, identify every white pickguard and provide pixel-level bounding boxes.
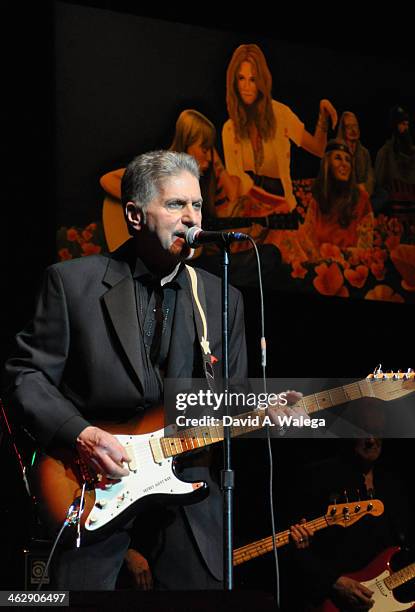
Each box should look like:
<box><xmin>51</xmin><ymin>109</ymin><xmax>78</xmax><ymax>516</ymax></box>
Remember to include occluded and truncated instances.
<box><xmin>85</xmin><ymin>425</ymin><xmax>202</xmax><ymax>532</ymax></box>
<box><xmin>362</xmin><ymin>570</ymin><xmax>414</xmax><ymax>611</ymax></box>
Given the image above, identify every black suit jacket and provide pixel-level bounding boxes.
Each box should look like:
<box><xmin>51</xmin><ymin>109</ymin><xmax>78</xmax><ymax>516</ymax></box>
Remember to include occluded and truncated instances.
<box><xmin>4</xmin><ymin>240</ymin><xmax>248</xmax><ymax>580</ymax></box>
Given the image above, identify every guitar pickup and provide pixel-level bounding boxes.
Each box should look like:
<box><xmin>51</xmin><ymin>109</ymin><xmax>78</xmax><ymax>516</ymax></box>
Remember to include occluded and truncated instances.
<box><xmin>124</xmin><ymin>445</ymin><xmax>137</xmax><ymax>472</ymax></box>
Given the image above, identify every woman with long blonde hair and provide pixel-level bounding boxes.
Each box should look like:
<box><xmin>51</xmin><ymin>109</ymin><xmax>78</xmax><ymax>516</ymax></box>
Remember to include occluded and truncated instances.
<box><xmin>223</xmin><ymin>44</ymin><xmax>338</xmax><ymax>213</ymax></box>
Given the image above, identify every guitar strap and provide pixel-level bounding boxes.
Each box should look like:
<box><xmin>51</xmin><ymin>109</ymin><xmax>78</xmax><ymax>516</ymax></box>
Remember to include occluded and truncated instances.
<box><xmin>184</xmin><ymin>265</ymin><xmax>217</xmax><ymax>394</ymax></box>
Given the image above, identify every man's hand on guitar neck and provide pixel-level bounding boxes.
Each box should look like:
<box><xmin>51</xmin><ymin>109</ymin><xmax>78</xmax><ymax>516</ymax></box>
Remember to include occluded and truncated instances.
<box><xmin>76</xmin><ymin>426</ymin><xmax>130</xmax><ymax>479</ymax></box>
<box><xmin>332</xmin><ymin>576</ymin><xmax>374</xmax><ymax>610</ymax></box>
<box><xmin>290</xmin><ymin>518</ymin><xmax>314</xmax><ymax>550</ymax></box>
<box><xmin>267</xmin><ymin>390</ymin><xmax>307</xmax><ymax>431</ymax></box>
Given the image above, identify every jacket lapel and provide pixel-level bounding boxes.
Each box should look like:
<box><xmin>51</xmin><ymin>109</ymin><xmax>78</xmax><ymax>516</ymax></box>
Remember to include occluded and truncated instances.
<box><xmin>101</xmin><ymin>246</ymin><xmax>145</xmax><ymax>392</ymax></box>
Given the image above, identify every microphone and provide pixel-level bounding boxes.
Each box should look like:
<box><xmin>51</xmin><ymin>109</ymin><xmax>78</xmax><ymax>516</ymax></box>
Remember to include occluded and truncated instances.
<box><xmin>181</xmin><ymin>227</ymin><xmax>250</xmax><ymax>248</ymax></box>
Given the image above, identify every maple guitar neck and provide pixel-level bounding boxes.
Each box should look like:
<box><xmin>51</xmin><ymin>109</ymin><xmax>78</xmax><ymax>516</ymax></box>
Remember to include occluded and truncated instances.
<box><xmin>385</xmin><ymin>562</ymin><xmax>415</xmax><ymax>590</ymax></box>
<box><xmin>233</xmin><ymin>499</ymin><xmax>384</xmax><ymax>566</ymax></box>
<box><xmin>159</xmin><ymin>379</ymin><xmax>379</xmax><ymax>460</ymax></box>
<box><xmin>233</xmin><ymin>514</ymin><xmax>330</xmax><ymax>565</ymax></box>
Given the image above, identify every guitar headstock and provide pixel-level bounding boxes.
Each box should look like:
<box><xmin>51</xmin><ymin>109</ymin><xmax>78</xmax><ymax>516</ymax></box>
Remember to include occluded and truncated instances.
<box><xmin>325</xmin><ymin>499</ymin><xmax>384</xmax><ymax>527</ymax></box>
<box><xmin>364</xmin><ymin>370</ymin><xmax>415</xmax><ymax>401</ymax></box>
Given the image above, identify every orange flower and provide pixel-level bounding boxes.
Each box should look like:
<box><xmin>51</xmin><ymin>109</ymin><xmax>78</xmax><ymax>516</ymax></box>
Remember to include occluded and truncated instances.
<box><xmin>82</xmin><ymin>229</ymin><xmax>93</xmax><ymax>241</ymax></box>
<box><xmin>86</xmin><ymin>222</ymin><xmax>97</xmax><ymax>231</ymax></box>
<box><xmin>66</xmin><ymin>228</ymin><xmax>79</xmax><ymax>242</ymax></box>
<box><xmin>344</xmin><ymin>265</ymin><xmax>369</xmax><ymax>288</ymax></box>
<box><xmin>337</xmin><ymin>286</ymin><xmax>350</xmax><ymax>297</ymax></box>
<box><xmin>81</xmin><ymin>242</ymin><xmax>101</xmax><ymax>256</ymax></box>
<box><xmin>58</xmin><ymin>248</ymin><xmax>72</xmax><ymax>261</ymax></box>
<box><xmin>365</xmin><ymin>285</ymin><xmax>404</xmax><ymax>303</ymax></box>
<box><xmin>291</xmin><ymin>261</ymin><xmax>308</xmax><ymax>279</ymax></box>
<box><xmin>370</xmin><ymin>261</ymin><xmax>385</xmax><ymax>281</ymax></box>
<box><xmin>320</xmin><ymin>243</ymin><xmax>342</xmax><ymax>260</ymax></box>
<box><xmin>313</xmin><ymin>262</ymin><xmax>345</xmax><ymax>296</ymax></box>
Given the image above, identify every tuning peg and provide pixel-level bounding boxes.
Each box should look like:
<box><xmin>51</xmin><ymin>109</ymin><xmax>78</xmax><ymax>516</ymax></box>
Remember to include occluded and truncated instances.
<box><xmin>329</xmin><ymin>493</ymin><xmax>338</xmax><ymax>515</ymax></box>
<box><xmin>367</xmin><ymin>487</ymin><xmax>374</xmax><ymax>500</ymax></box>
<box><xmin>343</xmin><ymin>489</ymin><xmax>349</xmax><ymax>503</ymax></box>
<box><xmin>356</xmin><ymin>488</ymin><xmax>361</xmax><ymax>501</ymax></box>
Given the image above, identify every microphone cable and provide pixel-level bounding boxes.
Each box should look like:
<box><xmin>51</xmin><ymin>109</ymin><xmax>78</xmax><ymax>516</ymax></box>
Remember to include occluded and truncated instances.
<box><xmin>246</xmin><ymin>236</ymin><xmax>281</xmax><ymax>611</ymax></box>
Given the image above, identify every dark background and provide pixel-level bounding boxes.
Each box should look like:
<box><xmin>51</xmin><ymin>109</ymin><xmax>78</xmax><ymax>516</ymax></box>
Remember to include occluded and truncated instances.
<box><xmin>2</xmin><ymin>0</ymin><xmax>414</xmax><ymax>597</ymax></box>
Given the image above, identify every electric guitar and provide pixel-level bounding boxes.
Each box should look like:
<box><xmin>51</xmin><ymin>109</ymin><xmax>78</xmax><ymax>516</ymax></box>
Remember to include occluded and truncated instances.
<box><xmin>233</xmin><ymin>499</ymin><xmax>384</xmax><ymax>566</ymax></box>
<box><xmin>31</xmin><ymin>376</ymin><xmax>413</xmax><ymax>541</ymax></box>
<box><xmin>318</xmin><ymin>547</ymin><xmax>415</xmax><ymax>611</ymax></box>
<box><xmin>202</xmin><ymin>211</ymin><xmax>299</xmax><ymax>231</ymax></box>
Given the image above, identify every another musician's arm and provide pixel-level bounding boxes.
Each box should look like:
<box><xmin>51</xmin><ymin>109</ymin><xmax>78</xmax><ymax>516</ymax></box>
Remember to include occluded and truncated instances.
<box><xmin>212</xmin><ymin>148</ymin><xmax>241</xmax><ymax>205</ymax></box>
<box><xmin>332</xmin><ymin>576</ymin><xmax>374</xmax><ymax>610</ymax></box>
<box><xmin>124</xmin><ymin>548</ymin><xmax>153</xmax><ymax>590</ymax></box>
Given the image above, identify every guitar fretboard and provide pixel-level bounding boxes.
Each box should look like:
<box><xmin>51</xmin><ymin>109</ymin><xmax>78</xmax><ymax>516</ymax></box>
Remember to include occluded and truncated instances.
<box><xmin>160</xmin><ymin>409</ymin><xmax>263</xmax><ymax>458</ymax></box>
<box><xmin>160</xmin><ymin>380</ymin><xmax>371</xmax><ymax>459</ymax></box>
<box><xmin>233</xmin><ymin>515</ymin><xmax>329</xmax><ymax>565</ymax></box>
<box><xmin>296</xmin><ymin>380</ymin><xmax>371</xmax><ymax>415</ymax></box>
<box><xmin>385</xmin><ymin>562</ymin><xmax>415</xmax><ymax>589</ymax></box>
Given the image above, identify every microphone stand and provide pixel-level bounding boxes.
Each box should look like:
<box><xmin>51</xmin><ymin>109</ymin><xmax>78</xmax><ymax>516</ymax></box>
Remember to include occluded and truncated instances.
<box><xmin>220</xmin><ymin>243</ymin><xmax>234</xmax><ymax>590</ymax></box>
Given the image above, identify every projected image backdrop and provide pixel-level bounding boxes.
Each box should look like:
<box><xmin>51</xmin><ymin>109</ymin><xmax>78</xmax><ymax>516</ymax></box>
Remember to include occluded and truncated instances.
<box><xmin>55</xmin><ymin>3</ymin><xmax>415</xmax><ymax>302</ymax></box>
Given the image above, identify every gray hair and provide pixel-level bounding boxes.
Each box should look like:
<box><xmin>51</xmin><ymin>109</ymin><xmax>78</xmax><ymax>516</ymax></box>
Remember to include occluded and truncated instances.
<box><xmin>121</xmin><ymin>150</ymin><xmax>200</xmax><ymax>211</ymax></box>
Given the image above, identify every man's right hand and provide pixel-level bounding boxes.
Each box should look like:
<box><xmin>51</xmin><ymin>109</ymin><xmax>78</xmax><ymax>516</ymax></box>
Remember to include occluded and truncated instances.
<box><xmin>332</xmin><ymin>576</ymin><xmax>374</xmax><ymax>610</ymax></box>
<box><xmin>76</xmin><ymin>426</ymin><xmax>130</xmax><ymax>479</ymax></box>
<box><xmin>125</xmin><ymin>548</ymin><xmax>153</xmax><ymax>590</ymax></box>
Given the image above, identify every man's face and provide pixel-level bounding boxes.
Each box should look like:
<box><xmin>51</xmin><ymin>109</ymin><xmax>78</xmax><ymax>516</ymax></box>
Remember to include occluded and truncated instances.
<box><xmin>343</xmin><ymin>115</ymin><xmax>360</xmax><ymax>141</ymax></box>
<box><xmin>397</xmin><ymin>120</ymin><xmax>409</xmax><ymax>134</ymax></box>
<box><xmin>354</xmin><ymin>437</ymin><xmax>382</xmax><ymax>464</ymax></box>
<box><xmin>141</xmin><ymin>170</ymin><xmax>202</xmax><ymax>261</ymax></box>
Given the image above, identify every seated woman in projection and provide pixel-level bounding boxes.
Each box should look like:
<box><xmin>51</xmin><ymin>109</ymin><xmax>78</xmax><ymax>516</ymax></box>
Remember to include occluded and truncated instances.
<box><xmin>169</xmin><ymin>109</ymin><xmax>242</xmax><ymax>217</ymax></box>
<box><xmin>222</xmin><ymin>44</ymin><xmax>338</xmax><ymax>214</ymax></box>
<box><xmin>99</xmin><ymin>110</ymin><xmax>242</xmax><ymax>250</ymax></box>
<box><xmin>299</xmin><ymin>139</ymin><xmax>374</xmax><ymax>259</ymax></box>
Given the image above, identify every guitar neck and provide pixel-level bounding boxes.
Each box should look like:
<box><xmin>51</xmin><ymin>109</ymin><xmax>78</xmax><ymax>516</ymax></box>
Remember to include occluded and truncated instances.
<box><xmin>204</xmin><ymin>217</ymin><xmax>262</xmax><ymax>230</ymax></box>
<box><xmin>296</xmin><ymin>379</ymin><xmax>370</xmax><ymax>415</ymax></box>
<box><xmin>203</xmin><ymin>212</ymin><xmax>299</xmax><ymax>231</ymax></box>
<box><xmin>233</xmin><ymin>514</ymin><xmax>330</xmax><ymax>566</ymax></box>
<box><xmin>160</xmin><ymin>380</ymin><xmax>370</xmax><ymax>459</ymax></box>
<box><xmin>160</xmin><ymin>409</ymin><xmax>263</xmax><ymax>458</ymax></box>
<box><xmin>385</xmin><ymin>562</ymin><xmax>415</xmax><ymax>590</ymax></box>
